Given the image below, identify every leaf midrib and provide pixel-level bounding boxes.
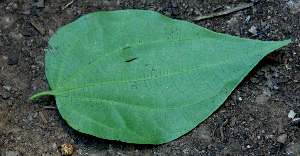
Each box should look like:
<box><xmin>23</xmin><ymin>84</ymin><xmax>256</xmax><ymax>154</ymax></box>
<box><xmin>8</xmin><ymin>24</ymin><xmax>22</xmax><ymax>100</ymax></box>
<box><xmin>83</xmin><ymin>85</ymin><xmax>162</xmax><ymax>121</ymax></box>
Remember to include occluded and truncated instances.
<box><xmin>55</xmin><ymin>39</ymin><xmax>263</xmax><ymax>93</ymax></box>
<box><xmin>54</xmin><ymin>42</ymin><xmax>278</xmax><ymax>111</ymax></box>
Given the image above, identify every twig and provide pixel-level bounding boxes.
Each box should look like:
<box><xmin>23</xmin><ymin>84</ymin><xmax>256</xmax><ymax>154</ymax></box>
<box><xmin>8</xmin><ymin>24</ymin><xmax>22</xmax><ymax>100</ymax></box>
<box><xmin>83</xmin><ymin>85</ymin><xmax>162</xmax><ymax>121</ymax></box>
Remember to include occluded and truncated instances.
<box><xmin>43</xmin><ymin>106</ymin><xmax>57</xmax><ymax>109</ymax></box>
<box><xmin>190</xmin><ymin>2</ymin><xmax>254</xmax><ymax>21</ymax></box>
<box><xmin>48</xmin><ymin>45</ymin><xmax>55</xmax><ymax>56</ymax></box>
<box><xmin>37</xmin><ymin>13</ymin><xmax>50</xmax><ymax>33</ymax></box>
<box><xmin>220</xmin><ymin>119</ymin><xmax>228</xmax><ymax>141</ymax></box>
<box><xmin>37</xmin><ymin>13</ymin><xmax>57</xmax><ymax>35</ymax></box>
<box><xmin>39</xmin><ymin>111</ymin><xmax>48</xmax><ymax>123</ymax></box>
<box><xmin>62</xmin><ymin>0</ymin><xmax>74</xmax><ymax>10</ymax></box>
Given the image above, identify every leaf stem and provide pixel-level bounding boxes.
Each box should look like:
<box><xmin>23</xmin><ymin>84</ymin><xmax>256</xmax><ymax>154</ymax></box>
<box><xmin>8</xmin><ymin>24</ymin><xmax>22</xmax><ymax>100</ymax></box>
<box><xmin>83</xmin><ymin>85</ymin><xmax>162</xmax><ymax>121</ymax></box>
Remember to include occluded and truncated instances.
<box><xmin>30</xmin><ymin>91</ymin><xmax>56</xmax><ymax>100</ymax></box>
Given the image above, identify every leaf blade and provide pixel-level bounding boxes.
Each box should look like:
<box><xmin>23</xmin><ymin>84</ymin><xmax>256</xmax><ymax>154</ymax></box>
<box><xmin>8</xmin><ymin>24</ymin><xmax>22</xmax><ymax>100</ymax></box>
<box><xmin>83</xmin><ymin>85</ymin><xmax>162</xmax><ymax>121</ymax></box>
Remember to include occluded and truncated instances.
<box><xmin>31</xmin><ymin>10</ymin><xmax>290</xmax><ymax>144</ymax></box>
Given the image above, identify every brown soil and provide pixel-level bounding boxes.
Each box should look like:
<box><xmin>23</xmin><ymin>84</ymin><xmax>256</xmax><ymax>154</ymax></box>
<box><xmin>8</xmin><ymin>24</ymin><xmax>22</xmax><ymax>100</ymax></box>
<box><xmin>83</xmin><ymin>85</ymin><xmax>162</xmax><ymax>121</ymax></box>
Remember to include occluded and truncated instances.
<box><xmin>1</xmin><ymin>0</ymin><xmax>299</xmax><ymax>155</ymax></box>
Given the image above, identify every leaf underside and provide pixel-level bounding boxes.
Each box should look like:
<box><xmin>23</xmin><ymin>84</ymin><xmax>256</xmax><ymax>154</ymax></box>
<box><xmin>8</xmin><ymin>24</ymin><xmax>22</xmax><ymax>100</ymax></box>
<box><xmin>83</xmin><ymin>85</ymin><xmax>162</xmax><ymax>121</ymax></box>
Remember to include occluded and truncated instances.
<box><xmin>30</xmin><ymin>10</ymin><xmax>290</xmax><ymax>144</ymax></box>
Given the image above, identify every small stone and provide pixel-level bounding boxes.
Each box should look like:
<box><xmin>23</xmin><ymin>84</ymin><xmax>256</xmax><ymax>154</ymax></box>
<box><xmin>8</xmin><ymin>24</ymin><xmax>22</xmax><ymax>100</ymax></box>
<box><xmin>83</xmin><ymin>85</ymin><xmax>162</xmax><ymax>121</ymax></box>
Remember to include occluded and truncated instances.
<box><xmin>261</xmin><ymin>21</ymin><xmax>267</xmax><ymax>27</ymax></box>
<box><xmin>22</xmin><ymin>10</ymin><xmax>31</xmax><ymax>15</ymax></box>
<box><xmin>6</xmin><ymin>2</ymin><xmax>19</xmax><ymax>12</ymax></box>
<box><xmin>35</xmin><ymin>0</ymin><xmax>45</xmax><ymax>8</ymax></box>
<box><xmin>227</xmin><ymin>17</ymin><xmax>239</xmax><ymax>28</ymax></box>
<box><xmin>7</xmin><ymin>100</ymin><xmax>13</xmax><ymax>106</ymax></box>
<box><xmin>249</xmin><ymin>117</ymin><xmax>254</xmax><ymax>122</ymax></box>
<box><xmin>288</xmin><ymin>110</ymin><xmax>297</xmax><ymax>119</ymax></box>
<box><xmin>10</xmin><ymin>32</ymin><xmax>23</xmax><ymax>40</ymax></box>
<box><xmin>277</xmin><ymin>124</ymin><xmax>286</xmax><ymax>134</ymax></box>
<box><xmin>276</xmin><ymin>133</ymin><xmax>287</xmax><ymax>144</ymax></box>
<box><xmin>31</xmin><ymin>65</ymin><xmax>36</xmax><ymax>69</ymax></box>
<box><xmin>146</xmin><ymin>0</ymin><xmax>155</xmax><ymax>5</ymax></box>
<box><xmin>77</xmin><ymin>9</ymin><xmax>82</xmax><ymax>15</ymax></box>
<box><xmin>286</xmin><ymin>140</ymin><xmax>300</xmax><ymax>155</ymax></box>
<box><xmin>245</xmin><ymin>15</ymin><xmax>251</xmax><ymax>23</ymax></box>
<box><xmin>266</xmin><ymin>134</ymin><xmax>274</xmax><ymax>139</ymax></box>
<box><xmin>140</xmin><ymin>0</ymin><xmax>147</xmax><ymax>4</ymax></box>
<box><xmin>249</xmin><ymin>26</ymin><xmax>257</xmax><ymax>35</ymax></box>
<box><xmin>250</xmin><ymin>77</ymin><xmax>257</xmax><ymax>83</ymax></box>
<box><xmin>52</xmin><ymin>143</ymin><xmax>57</xmax><ymax>149</ymax></box>
<box><xmin>171</xmin><ymin>0</ymin><xmax>178</xmax><ymax>7</ymax></box>
<box><xmin>140</xmin><ymin>0</ymin><xmax>146</xmax><ymax>4</ymax></box>
<box><xmin>30</xmin><ymin>19</ymin><xmax>46</xmax><ymax>35</ymax></box>
<box><xmin>5</xmin><ymin>151</ymin><xmax>20</xmax><ymax>156</ymax></box>
<box><xmin>49</xmin><ymin>29</ymin><xmax>55</xmax><ymax>37</ymax></box>
<box><xmin>229</xmin><ymin>117</ymin><xmax>237</xmax><ymax>127</ymax></box>
<box><xmin>1</xmin><ymin>92</ymin><xmax>10</xmax><ymax>99</ymax></box>
<box><xmin>3</xmin><ymin>85</ymin><xmax>11</xmax><ymax>91</ymax></box>
<box><xmin>0</xmin><ymin>15</ymin><xmax>15</xmax><ymax>30</ymax></box>
<box><xmin>182</xmin><ymin>148</ymin><xmax>190</xmax><ymax>154</ymax></box>
<box><xmin>8</xmin><ymin>56</ymin><xmax>19</xmax><ymax>65</ymax></box>
<box><xmin>27</xmin><ymin>114</ymin><xmax>33</xmax><ymax>121</ymax></box>
<box><xmin>291</xmin><ymin>118</ymin><xmax>300</xmax><ymax>125</ymax></box>
<box><xmin>61</xmin><ymin>143</ymin><xmax>74</xmax><ymax>155</ymax></box>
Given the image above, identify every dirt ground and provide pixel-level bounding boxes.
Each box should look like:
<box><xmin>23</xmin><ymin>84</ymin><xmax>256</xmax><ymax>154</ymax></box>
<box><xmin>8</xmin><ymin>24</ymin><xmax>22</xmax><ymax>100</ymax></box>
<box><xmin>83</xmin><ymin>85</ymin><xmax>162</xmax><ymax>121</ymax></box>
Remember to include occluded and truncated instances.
<box><xmin>0</xmin><ymin>0</ymin><xmax>299</xmax><ymax>155</ymax></box>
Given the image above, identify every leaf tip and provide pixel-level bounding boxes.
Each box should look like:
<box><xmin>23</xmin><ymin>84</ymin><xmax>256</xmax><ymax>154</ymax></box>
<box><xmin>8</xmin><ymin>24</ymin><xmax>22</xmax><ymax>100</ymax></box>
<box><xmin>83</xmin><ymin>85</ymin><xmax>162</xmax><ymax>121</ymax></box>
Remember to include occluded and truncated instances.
<box><xmin>283</xmin><ymin>39</ymin><xmax>292</xmax><ymax>45</ymax></box>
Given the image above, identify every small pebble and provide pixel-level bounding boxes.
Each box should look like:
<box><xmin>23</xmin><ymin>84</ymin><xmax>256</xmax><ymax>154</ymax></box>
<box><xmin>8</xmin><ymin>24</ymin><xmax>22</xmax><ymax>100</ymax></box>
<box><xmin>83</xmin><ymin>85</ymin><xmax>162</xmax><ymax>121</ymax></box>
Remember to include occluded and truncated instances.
<box><xmin>140</xmin><ymin>0</ymin><xmax>146</xmax><ymax>4</ymax></box>
<box><xmin>77</xmin><ymin>9</ymin><xmax>82</xmax><ymax>15</ymax></box>
<box><xmin>6</xmin><ymin>2</ymin><xmax>19</xmax><ymax>11</ymax></box>
<box><xmin>291</xmin><ymin>118</ymin><xmax>300</xmax><ymax>125</ymax></box>
<box><xmin>35</xmin><ymin>0</ymin><xmax>45</xmax><ymax>8</ymax></box>
<box><xmin>1</xmin><ymin>92</ymin><xmax>10</xmax><ymax>99</ymax></box>
<box><xmin>261</xmin><ymin>21</ymin><xmax>267</xmax><ymax>27</ymax></box>
<box><xmin>227</xmin><ymin>17</ymin><xmax>239</xmax><ymax>28</ymax></box>
<box><xmin>146</xmin><ymin>0</ymin><xmax>155</xmax><ymax>5</ymax></box>
<box><xmin>7</xmin><ymin>100</ymin><xmax>13</xmax><ymax>106</ymax></box>
<box><xmin>276</xmin><ymin>133</ymin><xmax>287</xmax><ymax>144</ymax></box>
<box><xmin>249</xmin><ymin>26</ymin><xmax>257</xmax><ymax>35</ymax></box>
<box><xmin>52</xmin><ymin>143</ymin><xmax>57</xmax><ymax>149</ymax></box>
<box><xmin>288</xmin><ymin>110</ymin><xmax>297</xmax><ymax>119</ymax></box>
<box><xmin>61</xmin><ymin>143</ymin><xmax>74</xmax><ymax>155</ymax></box>
<box><xmin>49</xmin><ymin>29</ymin><xmax>55</xmax><ymax>37</ymax></box>
<box><xmin>16</xmin><ymin>136</ymin><xmax>21</xmax><ymax>140</ymax></box>
<box><xmin>245</xmin><ymin>15</ymin><xmax>251</xmax><ymax>23</ymax></box>
<box><xmin>265</xmin><ymin>134</ymin><xmax>274</xmax><ymax>139</ymax></box>
<box><xmin>8</xmin><ymin>56</ymin><xmax>18</xmax><ymax>65</ymax></box>
<box><xmin>10</xmin><ymin>32</ymin><xmax>23</xmax><ymax>40</ymax></box>
<box><xmin>0</xmin><ymin>15</ymin><xmax>15</xmax><ymax>30</ymax></box>
<box><xmin>22</xmin><ymin>10</ymin><xmax>31</xmax><ymax>15</ymax></box>
<box><xmin>31</xmin><ymin>65</ymin><xmax>36</xmax><ymax>69</ymax></box>
<box><xmin>171</xmin><ymin>0</ymin><xmax>178</xmax><ymax>7</ymax></box>
<box><xmin>286</xmin><ymin>140</ymin><xmax>300</xmax><ymax>155</ymax></box>
<box><xmin>277</xmin><ymin>124</ymin><xmax>286</xmax><ymax>134</ymax></box>
<box><xmin>2</xmin><ymin>56</ymin><xmax>8</xmax><ymax>60</ymax></box>
<box><xmin>5</xmin><ymin>151</ymin><xmax>20</xmax><ymax>156</ymax></box>
<box><xmin>30</xmin><ymin>19</ymin><xmax>46</xmax><ymax>35</ymax></box>
<box><xmin>27</xmin><ymin>115</ymin><xmax>32</xmax><ymax>121</ymax></box>
<box><xmin>3</xmin><ymin>85</ymin><xmax>11</xmax><ymax>91</ymax></box>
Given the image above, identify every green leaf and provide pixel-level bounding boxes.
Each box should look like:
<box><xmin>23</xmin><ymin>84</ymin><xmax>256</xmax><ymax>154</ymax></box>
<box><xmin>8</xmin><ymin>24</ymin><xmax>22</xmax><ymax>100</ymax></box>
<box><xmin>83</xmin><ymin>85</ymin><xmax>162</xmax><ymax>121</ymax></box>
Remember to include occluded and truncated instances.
<box><xmin>30</xmin><ymin>10</ymin><xmax>290</xmax><ymax>144</ymax></box>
